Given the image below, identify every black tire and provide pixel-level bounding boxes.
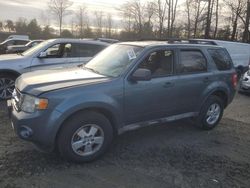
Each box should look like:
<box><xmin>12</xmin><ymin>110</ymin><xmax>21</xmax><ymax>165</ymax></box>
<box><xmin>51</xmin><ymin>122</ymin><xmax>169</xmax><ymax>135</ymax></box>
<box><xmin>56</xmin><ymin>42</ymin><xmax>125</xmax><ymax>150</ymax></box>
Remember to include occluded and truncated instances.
<box><xmin>57</xmin><ymin>111</ymin><xmax>113</xmax><ymax>163</ymax></box>
<box><xmin>195</xmin><ymin>96</ymin><xmax>224</xmax><ymax>130</ymax></box>
<box><xmin>0</xmin><ymin>73</ymin><xmax>16</xmax><ymax>100</ymax></box>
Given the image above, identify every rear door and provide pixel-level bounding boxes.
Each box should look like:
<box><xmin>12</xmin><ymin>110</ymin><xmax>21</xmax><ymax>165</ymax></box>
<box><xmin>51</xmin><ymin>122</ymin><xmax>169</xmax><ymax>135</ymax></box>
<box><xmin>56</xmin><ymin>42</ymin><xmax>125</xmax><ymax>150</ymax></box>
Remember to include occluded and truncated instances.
<box><xmin>76</xmin><ymin>43</ymin><xmax>107</xmax><ymax>65</ymax></box>
<box><xmin>174</xmin><ymin>48</ymin><xmax>214</xmax><ymax>113</ymax></box>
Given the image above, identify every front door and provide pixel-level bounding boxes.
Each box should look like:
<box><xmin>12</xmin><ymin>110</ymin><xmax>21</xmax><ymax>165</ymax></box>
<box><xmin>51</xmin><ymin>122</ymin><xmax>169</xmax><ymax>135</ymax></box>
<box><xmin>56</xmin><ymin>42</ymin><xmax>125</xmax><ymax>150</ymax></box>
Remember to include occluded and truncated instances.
<box><xmin>124</xmin><ymin>48</ymin><xmax>179</xmax><ymax>124</ymax></box>
<box><xmin>30</xmin><ymin>43</ymin><xmax>79</xmax><ymax>71</ymax></box>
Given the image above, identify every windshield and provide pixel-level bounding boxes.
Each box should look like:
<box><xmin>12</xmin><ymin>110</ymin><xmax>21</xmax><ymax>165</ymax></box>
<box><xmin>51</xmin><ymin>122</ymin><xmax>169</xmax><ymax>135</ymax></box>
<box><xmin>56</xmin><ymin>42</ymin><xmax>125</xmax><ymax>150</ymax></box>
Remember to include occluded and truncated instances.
<box><xmin>85</xmin><ymin>44</ymin><xmax>143</xmax><ymax>77</ymax></box>
<box><xmin>22</xmin><ymin>40</ymin><xmax>51</xmax><ymax>56</ymax></box>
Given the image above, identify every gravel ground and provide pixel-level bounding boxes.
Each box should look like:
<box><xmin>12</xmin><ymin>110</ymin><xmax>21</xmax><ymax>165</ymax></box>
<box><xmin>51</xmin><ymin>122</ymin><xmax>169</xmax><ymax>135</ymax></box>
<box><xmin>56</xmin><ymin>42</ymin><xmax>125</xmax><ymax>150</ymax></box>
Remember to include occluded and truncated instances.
<box><xmin>0</xmin><ymin>93</ymin><xmax>250</xmax><ymax>188</ymax></box>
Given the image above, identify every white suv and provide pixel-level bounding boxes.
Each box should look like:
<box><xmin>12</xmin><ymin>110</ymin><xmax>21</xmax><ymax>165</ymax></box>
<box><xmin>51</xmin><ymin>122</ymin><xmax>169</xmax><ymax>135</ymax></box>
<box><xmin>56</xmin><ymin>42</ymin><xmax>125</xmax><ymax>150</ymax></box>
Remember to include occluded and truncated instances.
<box><xmin>0</xmin><ymin>38</ymin><xmax>109</xmax><ymax>99</ymax></box>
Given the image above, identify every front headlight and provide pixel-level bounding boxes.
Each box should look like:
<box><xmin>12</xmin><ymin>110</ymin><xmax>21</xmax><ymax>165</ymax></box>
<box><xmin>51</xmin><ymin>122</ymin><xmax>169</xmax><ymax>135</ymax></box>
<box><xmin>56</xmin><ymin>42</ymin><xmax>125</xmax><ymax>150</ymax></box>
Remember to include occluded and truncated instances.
<box><xmin>21</xmin><ymin>94</ymin><xmax>48</xmax><ymax>113</ymax></box>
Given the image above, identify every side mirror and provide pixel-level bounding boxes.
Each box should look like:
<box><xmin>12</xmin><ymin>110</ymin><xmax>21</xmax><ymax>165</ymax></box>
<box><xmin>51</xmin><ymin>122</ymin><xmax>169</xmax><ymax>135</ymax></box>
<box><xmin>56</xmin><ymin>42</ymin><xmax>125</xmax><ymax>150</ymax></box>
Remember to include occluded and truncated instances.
<box><xmin>131</xmin><ymin>68</ymin><xmax>151</xmax><ymax>81</ymax></box>
<box><xmin>38</xmin><ymin>51</ymin><xmax>47</xmax><ymax>58</ymax></box>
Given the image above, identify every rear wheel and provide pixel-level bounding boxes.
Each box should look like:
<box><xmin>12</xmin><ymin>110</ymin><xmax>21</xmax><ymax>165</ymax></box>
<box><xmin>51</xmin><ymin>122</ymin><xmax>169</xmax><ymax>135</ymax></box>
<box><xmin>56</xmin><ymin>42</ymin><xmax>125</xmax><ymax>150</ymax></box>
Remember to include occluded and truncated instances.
<box><xmin>0</xmin><ymin>73</ymin><xmax>16</xmax><ymax>100</ymax></box>
<box><xmin>195</xmin><ymin>96</ymin><xmax>224</xmax><ymax>130</ymax></box>
<box><xmin>57</xmin><ymin>111</ymin><xmax>113</xmax><ymax>163</ymax></box>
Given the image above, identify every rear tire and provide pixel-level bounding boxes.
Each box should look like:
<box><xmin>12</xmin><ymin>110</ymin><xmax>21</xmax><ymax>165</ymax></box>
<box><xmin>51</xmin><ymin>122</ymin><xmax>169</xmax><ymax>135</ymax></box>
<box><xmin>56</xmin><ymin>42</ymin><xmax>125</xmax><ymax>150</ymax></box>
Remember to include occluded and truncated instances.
<box><xmin>195</xmin><ymin>96</ymin><xmax>224</xmax><ymax>130</ymax></box>
<box><xmin>0</xmin><ymin>73</ymin><xmax>16</xmax><ymax>100</ymax></box>
<box><xmin>57</xmin><ymin>111</ymin><xmax>113</xmax><ymax>163</ymax></box>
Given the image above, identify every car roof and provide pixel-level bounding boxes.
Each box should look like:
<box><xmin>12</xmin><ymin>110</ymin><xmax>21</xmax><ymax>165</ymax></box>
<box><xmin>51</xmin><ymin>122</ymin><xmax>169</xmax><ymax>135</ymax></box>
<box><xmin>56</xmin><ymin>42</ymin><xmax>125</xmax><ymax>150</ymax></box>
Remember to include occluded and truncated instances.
<box><xmin>118</xmin><ymin>41</ymin><xmax>223</xmax><ymax>49</ymax></box>
<box><xmin>48</xmin><ymin>38</ymin><xmax>110</xmax><ymax>46</ymax></box>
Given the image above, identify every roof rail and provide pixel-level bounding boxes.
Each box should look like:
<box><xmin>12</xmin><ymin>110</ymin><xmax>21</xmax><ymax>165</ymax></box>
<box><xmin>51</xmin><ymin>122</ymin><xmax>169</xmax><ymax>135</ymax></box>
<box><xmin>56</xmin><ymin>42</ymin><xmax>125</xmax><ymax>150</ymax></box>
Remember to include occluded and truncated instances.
<box><xmin>95</xmin><ymin>38</ymin><xmax>119</xmax><ymax>43</ymax></box>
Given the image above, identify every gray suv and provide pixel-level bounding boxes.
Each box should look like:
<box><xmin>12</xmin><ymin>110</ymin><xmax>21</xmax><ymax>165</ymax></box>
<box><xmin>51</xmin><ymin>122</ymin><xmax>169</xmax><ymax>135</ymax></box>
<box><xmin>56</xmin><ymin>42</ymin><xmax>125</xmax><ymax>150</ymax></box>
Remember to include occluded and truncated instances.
<box><xmin>0</xmin><ymin>38</ymin><xmax>109</xmax><ymax>99</ymax></box>
<box><xmin>8</xmin><ymin>41</ymin><xmax>237</xmax><ymax>162</ymax></box>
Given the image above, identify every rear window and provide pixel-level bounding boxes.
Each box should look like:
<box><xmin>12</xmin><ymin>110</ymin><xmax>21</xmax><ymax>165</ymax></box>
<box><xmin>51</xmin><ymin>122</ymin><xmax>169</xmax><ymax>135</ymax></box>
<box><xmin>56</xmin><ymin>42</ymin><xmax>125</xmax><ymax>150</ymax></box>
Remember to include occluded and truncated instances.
<box><xmin>208</xmin><ymin>49</ymin><xmax>232</xmax><ymax>70</ymax></box>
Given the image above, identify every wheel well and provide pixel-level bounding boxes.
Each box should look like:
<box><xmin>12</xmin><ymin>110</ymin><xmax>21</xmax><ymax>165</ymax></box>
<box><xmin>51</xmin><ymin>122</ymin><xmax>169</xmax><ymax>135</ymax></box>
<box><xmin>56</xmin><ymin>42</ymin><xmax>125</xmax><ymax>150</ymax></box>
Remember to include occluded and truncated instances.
<box><xmin>0</xmin><ymin>70</ymin><xmax>20</xmax><ymax>78</ymax></box>
<box><xmin>211</xmin><ymin>90</ymin><xmax>228</xmax><ymax>108</ymax></box>
<box><xmin>55</xmin><ymin>107</ymin><xmax>118</xmax><ymax>149</ymax></box>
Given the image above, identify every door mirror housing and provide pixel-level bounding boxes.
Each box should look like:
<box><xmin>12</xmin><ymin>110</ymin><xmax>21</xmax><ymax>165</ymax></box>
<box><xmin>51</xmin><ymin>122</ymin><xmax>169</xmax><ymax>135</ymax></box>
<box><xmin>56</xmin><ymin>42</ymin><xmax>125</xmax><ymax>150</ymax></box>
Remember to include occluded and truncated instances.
<box><xmin>131</xmin><ymin>68</ymin><xmax>151</xmax><ymax>81</ymax></box>
<box><xmin>38</xmin><ymin>51</ymin><xmax>47</xmax><ymax>58</ymax></box>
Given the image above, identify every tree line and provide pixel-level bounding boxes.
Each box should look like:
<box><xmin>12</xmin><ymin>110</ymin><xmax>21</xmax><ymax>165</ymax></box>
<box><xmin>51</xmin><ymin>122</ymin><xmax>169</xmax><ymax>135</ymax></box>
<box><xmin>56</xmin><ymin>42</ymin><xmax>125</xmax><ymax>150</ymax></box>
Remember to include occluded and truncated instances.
<box><xmin>0</xmin><ymin>0</ymin><xmax>249</xmax><ymax>42</ymax></box>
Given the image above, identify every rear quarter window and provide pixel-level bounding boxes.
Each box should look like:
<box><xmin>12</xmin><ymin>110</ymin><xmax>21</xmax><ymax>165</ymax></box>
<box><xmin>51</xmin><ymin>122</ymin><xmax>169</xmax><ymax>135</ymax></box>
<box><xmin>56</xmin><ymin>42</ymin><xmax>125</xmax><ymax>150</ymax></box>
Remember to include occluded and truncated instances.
<box><xmin>208</xmin><ymin>49</ymin><xmax>232</xmax><ymax>70</ymax></box>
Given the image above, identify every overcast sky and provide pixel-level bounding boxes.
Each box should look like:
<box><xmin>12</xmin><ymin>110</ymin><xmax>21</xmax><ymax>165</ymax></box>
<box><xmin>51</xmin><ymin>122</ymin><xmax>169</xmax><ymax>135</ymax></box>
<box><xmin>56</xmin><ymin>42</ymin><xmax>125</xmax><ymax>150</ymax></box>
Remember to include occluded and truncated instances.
<box><xmin>0</xmin><ymin>0</ymin><xmax>126</xmax><ymax>22</ymax></box>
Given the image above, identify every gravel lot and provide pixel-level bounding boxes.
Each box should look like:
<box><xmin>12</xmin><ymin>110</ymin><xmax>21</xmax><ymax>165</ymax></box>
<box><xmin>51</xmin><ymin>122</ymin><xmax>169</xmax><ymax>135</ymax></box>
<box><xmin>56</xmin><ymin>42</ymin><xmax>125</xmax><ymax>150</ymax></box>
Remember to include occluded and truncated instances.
<box><xmin>0</xmin><ymin>93</ymin><xmax>250</xmax><ymax>188</ymax></box>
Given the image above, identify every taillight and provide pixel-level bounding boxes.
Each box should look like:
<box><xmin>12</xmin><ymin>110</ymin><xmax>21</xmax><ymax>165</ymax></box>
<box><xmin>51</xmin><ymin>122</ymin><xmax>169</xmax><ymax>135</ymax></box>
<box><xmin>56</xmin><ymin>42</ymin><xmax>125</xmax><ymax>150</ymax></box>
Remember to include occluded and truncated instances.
<box><xmin>232</xmin><ymin>73</ymin><xmax>238</xmax><ymax>89</ymax></box>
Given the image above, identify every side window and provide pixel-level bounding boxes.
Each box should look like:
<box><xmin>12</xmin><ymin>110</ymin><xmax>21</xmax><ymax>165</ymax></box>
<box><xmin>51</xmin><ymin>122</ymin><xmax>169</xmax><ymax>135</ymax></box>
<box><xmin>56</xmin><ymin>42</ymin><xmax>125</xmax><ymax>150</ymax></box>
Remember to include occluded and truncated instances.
<box><xmin>15</xmin><ymin>40</ymin><xmax>28</xmax><ymax>45</ymax></box>
<box><xmin>138</xmin><ymin>50</ymin><xmax>174</xmax><ymax>77</ymax></box>
<box><xmin>44</xmin><ymin>44</ymin><xmax>61</xmax><ymax>58</ymax></box>
<box><xmin>208</xmin><ymin>49</ymin><xmax>232</xmax><ymax>70</ymax></box>
<box><xmin>71</xmin><ymin>44</ymin><xmax>106</xmax><ymax>57</ymax></box>
<box><xmin>6</xmin><ymin>40</ymin><xmax>14</xmax><ymax>46</ymax></box>
<box><xmin>178</xmin><ymin>50</ymin><xmax>207</xmax><ymax>74</ymax></box>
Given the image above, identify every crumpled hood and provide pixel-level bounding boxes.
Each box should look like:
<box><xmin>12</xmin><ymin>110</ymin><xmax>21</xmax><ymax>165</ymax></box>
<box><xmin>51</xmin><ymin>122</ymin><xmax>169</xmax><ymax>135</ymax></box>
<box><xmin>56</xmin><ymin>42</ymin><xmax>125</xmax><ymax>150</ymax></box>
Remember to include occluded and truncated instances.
<box><xmin>16</xmin><ymin>67</ymin><xmax>110</xmax><ymax>96</ymax></box>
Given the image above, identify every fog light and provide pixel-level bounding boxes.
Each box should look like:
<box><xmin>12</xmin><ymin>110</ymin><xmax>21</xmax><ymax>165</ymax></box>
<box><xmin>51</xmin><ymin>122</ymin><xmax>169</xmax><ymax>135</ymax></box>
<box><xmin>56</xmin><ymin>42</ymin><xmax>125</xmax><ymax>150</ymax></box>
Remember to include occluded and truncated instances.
<box><xmin>19</xmin><ymin>126</ymin><xmax>33</xmax><ymax>139</ymax></box>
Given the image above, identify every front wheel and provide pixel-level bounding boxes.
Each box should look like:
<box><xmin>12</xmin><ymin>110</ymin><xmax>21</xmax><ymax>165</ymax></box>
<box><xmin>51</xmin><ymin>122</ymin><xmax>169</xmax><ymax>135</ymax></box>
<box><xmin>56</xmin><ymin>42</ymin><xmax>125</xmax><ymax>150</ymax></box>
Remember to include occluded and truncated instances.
<box><xmin>57</xmin><ymin>111</ymin><xmax>113</xmax><ymax>163</ymax></box>
<box><xmin>195</xmin><ymin>96</ymin><xmax>224</xmax><ymax>130</ymax></box>
<box><xmin>0</xmin><ymin>73</ymin><xmax>16</xmax><ymax>100</ymax></box>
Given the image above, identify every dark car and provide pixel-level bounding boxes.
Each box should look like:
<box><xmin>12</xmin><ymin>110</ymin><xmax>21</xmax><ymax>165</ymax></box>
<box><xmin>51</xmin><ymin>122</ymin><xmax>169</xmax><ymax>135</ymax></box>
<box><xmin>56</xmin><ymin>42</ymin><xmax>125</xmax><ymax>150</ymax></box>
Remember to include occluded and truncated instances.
<box><xmin>6</xmin><ymin>40</ymin><xmax>44</xmax><ymax>54</ymax></box>
<box><xmin>8</xmin><ymin>41</ymin><xmax>237</xmax><ymax>162</ymax></box>
<box><xmin>0</xmin><ymin>39</ymin><xmax>30</xmax><ymax>54</ymax></box>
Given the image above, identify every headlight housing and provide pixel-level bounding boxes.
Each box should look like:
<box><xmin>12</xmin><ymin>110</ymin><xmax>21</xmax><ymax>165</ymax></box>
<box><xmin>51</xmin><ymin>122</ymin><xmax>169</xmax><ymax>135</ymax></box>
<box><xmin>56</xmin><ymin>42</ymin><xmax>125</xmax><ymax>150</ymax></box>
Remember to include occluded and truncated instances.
<box><xmin>20</xmin><ymin>94</ymin><xmax>48</xmax><ymax>113</ymax></box>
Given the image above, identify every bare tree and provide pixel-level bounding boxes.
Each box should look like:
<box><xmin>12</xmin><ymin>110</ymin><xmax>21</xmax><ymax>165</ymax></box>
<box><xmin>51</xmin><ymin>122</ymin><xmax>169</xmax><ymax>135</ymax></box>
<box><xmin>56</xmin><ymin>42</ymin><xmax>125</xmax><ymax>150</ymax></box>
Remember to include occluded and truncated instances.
<box><xmin>224</xmin><ymin>0</ymin><xmax>247</xmax><ymax>40</ymax></box>
<box><xmin>95</xmin><ymin>11</ymin><xmax>104</xmax><ymax>37</ymax></box>
<box><xmin>213</xmin><ymin>0</ymin><xmax>219</xmax><ymax>38</ymax></box>
<box><xmin>165</xmin><ymin>0</ymin><xmax>179</xmax><ymax>37</ymax></box>
<box><xmin>0</xmin><ymin>21</ymin><xmax>3</xmax><ymax>31</ymax></box>
<box><xmin>155</xmin><ymin>0</ymin><xmax>168</xmax><ymax>38</ymax></box>
<box><xmin>105</xmin><ymin>13</ymin><xmax>113</xmax><ymax>38</ymax></box>
<box><xmin>204</xmin><ymin>0</ymin><xmax>215</xmax><ymax>38</ymax></box>
<box><xmin>241</xmin><ymin>0</ymin><xmax>250</xmax><ymax>42</ymax></box>
<box><xmin>119</xmin><ymin>0</ymin><xmax>146</xmax><ymax>37</ymax></box>
<box><xmin>194</xmin><ymin>0</ymin><xmax>207</xmax><ymax>37</ymax></box>
<box><xmin>48</xmin><ymin>0</ymin><xmax>73</xmax><ymax>36</ymax></box>
<box><xmin>185</xmin><ymin>0</ymin><xmax>192</xmax><ymax>38</ymax></box>
<box><xmin>76</xmin><ymin>6</ymin><xmax>87</xmax><ymax>38</ymax></box>
<box><xmin>5</xmin><ymin>20</ymin><xmax>15</xmax><ymax>32</ymax></box>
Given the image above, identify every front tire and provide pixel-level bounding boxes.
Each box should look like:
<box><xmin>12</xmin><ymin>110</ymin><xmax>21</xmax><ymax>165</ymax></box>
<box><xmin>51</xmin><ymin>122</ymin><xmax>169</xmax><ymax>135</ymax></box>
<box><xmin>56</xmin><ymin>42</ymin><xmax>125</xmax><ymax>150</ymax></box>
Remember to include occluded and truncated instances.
<box><xmin>57</xmin><ymin>111</ymin><xmax>113</xmax><ymax>163</ymax></box>
<box><xmin>0</xmin><ymin>73</ymin><xmax>16</xmax><ymax>100</ymax></box>
<box><xmin>195</xmin><ymin>96</ymin><xmax>224</xmax><ymax>130</ymax></box>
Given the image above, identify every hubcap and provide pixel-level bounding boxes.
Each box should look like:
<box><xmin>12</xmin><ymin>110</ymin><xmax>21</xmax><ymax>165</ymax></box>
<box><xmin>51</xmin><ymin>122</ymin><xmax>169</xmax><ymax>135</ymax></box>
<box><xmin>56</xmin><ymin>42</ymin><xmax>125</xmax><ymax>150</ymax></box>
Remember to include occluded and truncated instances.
<box><xmin>71</xmin><ymin>124</ymin><xmax>104</xmax><ymax>156</ymax></box>
<box><xmin>206</xmin><ymin>103</ymin><xmax>221</xmax><ymax>125</ymax></box>
<box><xmin>0</xmin><ymin>78</ymin><xmax>15</xmax><ymax>99</ymax></box>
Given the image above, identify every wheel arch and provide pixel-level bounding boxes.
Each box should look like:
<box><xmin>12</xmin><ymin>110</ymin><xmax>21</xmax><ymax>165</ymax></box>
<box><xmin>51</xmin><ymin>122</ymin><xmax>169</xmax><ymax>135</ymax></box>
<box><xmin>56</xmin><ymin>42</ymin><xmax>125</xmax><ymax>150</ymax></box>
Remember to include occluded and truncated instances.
<box><xmin>0</xmin><ymin>69</ymin><xmax>21</xmax><ymax>78</ymax></box>
<box><xmin>203</xmin><ymin>89</ymin><xmax>229</xmax><ymax>109</ymax></box>
<box><xmin>54</xmin><ymin>106</ymin><xmax>119</xmax><ymax>150</ymax></box>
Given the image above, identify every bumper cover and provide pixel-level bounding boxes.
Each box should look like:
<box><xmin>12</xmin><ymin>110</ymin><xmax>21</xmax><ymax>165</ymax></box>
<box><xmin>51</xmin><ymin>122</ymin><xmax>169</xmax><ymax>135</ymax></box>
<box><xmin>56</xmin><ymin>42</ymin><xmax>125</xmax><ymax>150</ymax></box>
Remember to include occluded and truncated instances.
<box><xmin>8</xmin><ymin>100</ymin><xmax>62</xmax><ymax>152</ymax></box>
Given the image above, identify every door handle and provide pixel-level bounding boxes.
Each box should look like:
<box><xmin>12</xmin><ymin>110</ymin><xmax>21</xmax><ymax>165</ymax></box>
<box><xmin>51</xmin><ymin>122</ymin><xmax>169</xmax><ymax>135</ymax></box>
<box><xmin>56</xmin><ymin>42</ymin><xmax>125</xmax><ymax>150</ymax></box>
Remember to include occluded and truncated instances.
<box><xmin>163</xmin><ymin>82</ymin><xmax>174</xmax><ymax>88</ymax></box>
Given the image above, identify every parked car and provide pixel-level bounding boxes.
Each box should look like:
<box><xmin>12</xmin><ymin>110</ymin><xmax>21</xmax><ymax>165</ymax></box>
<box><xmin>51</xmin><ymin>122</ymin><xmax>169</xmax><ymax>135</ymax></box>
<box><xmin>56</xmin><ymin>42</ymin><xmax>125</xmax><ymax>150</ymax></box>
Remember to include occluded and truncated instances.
<box><xmin>189</xmin><ymin>39</ymin><xmax>250</xmax><ymax>77</ymax></box>
<box><xmin>6</xmin><ymin>40</ymin><xmax>44</xmax><ymax>54</ymax></box>
<box><xmin>8</xmin><ymin>41</ymin><xmax>237</xmax><ymax>162</ymax></box>
<box><xmin>7</xmin><ymin>35</ymin><xmax>29</xmax><ymax>40</ymax></box>
<box><xmin>0</xmin><ymin>39</ymin><xmax>30</xmax><ymax>54</ymax></box>
<box><xmin>239</xmin><ymin>69</ymin><xmax>250</xmax><ymax>93</ymax></box>
<box><xmin>0</xmin><ymin>38</ymin><xmax>109</xmax><ymax>99</ymax></box>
